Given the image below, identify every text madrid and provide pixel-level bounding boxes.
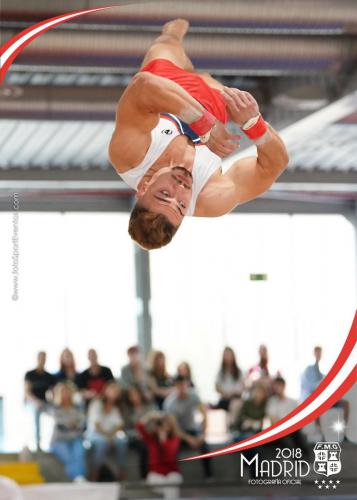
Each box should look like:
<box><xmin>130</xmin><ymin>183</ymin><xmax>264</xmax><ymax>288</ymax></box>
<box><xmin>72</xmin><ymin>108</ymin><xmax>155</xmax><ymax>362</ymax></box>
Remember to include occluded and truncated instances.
<box><xmin>239</xmin><ymin>454</ymin><xmax>310</xmax><ymax>477</ymax></box>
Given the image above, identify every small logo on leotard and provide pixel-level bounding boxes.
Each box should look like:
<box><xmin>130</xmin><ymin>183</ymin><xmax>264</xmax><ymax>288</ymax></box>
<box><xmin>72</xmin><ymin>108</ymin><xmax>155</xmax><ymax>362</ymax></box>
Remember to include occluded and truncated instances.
<box><xmin>162</xmin><ymin>129</ymin><xmax>173</xmax><ymax>135</ymax></box>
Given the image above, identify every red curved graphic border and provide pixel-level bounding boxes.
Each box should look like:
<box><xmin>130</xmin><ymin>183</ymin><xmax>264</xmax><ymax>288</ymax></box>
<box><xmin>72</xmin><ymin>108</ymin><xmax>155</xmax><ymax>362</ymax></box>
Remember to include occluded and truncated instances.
<box><xmin>0</xmin><ymin>6</ymin><xmax>115</xmax><ymax>84</ymax></box>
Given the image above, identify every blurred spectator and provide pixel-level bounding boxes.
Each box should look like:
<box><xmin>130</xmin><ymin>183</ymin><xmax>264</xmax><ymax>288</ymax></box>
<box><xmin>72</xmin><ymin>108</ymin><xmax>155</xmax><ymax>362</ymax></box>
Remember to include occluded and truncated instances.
<box><xmin>231</xmin><ymin>384</ymin><xmax>268</xmax><ymax>440</ymax></box>
<box><xmin>300</xmin><ymin>346</ymin><xmax>324</xmax><ymax>402</ymax></box>
<box><xmin>148</xmin><ymin>351</ymin><xmax>174</xmax><ymax>409</ymax></box>
<box><xmin>231</xmin><ymin>383</ymin><xmax>268</xmax><ymax>478</ymax></box>
<box><xmin>49</xmin><ymin>383</ymin><xmax>86</xmax><ymax>482</ymax></box>
<box><xmin>215</xmin><ymin>347</ymin><xmax>244</xmax><ymax>411</ymax></box>
<box><xmin>120</xmin><ymin>346</ymin><xmax>151</xmax><ymax>401</ymax></box>
<box><xmin>78</xmin><ymin>349</ymin><xmax>114</xmax><ymax>403</ymax></box>
<box><xmin>267</xmin><ymin>377</ymin><xmax>296</xmax><ymax>423</ymax></box>
<box><xmin>87</xmin><ymin>381</ymin><xmax>127</xmax><ymax>481</ymax></box>
<box><xmin>267</xmin><ymin>377</ymin><xmax>309</xmax><ymax>454</ymax></box>
<box><xmin>55</xmin><ymin>348</ymin><xmax>80</xmax><ymax>387</ymax></box>
<box><xmin>137</xmin><ymin>412</ymin><xmax>183</xmax><ymax>499</ymax></box>
<box><xmin>163</xmin><ymin>375</ymin><xmax>213</xmax><ymax>478</ymax></box>
<box><xmin>24</xmin><ymin>351</ymin><xmax>55</xmax><ymax>450</ymax></box>
<box><xmin>122</xmin><ymin>385</ymin><xmax>157</xmax><ymax>478</ymax></box>
<box><xmin>247</xmin><ymin>344</ymin><xmax>270</xmax><ymax>383</ymax></box>
<box><xmin>177</xmin><ymin>362</ymin><xmax>195</xmax><ymax>387</ymax></box>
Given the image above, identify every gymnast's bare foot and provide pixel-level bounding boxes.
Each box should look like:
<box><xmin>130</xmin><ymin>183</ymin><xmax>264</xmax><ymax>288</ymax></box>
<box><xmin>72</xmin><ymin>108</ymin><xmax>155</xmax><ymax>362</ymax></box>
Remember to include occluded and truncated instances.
<box><xmin>162</xmin><ymin>19</ymin><xmax>190</xmax><ymax>41</ymax></box>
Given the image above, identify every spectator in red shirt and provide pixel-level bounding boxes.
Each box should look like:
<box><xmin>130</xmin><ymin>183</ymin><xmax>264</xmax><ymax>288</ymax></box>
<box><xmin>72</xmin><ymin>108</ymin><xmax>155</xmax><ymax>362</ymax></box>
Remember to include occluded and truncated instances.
<box><xmin>78</xmin><ymin>349</ymin><xmax>114</xmax><ymax>404</ymax></box>
<box><xmin>136</xmin><ymin>411</ymin><xmax>185</xmax><ymax>499</ymax></box>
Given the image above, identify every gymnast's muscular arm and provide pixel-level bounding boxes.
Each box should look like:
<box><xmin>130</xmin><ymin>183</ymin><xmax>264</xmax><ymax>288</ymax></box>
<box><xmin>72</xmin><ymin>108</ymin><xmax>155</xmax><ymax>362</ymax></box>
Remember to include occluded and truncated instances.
<box><xmin>194</xmin><ymin>124</ymin><xmax>289</xmax><ymax>217</ymax></box>
<box><xmin>109</xmin><ymin>72</ymin><xmax>206</xmax><ymax>170</ymax></box>
<box><xmin>194</xmin><ymin>87</ymin><xmax>289</xmax><ymax>216</ymax></box>
<box><xmin>108</xmin><ymin>72</ymin><xmax>237</xmax><ymax>170</ymax></box>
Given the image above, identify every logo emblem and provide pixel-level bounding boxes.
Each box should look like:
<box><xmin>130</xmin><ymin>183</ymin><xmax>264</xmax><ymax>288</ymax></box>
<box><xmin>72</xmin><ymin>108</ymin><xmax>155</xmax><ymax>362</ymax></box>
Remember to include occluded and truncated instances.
<box><xmin>162</xmin><ymin>129</ymin><xmax>173</xmax><ymax>135</ymax></box>
<box><xmin>313</xmin><ymin>442</ymin><xmax>341</xmax><ymax>477</ymax></box>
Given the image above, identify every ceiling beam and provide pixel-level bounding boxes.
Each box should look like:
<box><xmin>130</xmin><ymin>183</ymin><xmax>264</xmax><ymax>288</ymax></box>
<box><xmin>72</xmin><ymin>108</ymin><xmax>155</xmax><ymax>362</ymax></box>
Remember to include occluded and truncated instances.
<box><xmin>2</xmin><ymin>168</ymin><xmax>357</xmax><ymax>184</ymax></box>
<box><xmin>0</xmin><ymin>192</ymin><xmax>351</xmax><ymax>215</ymax></box>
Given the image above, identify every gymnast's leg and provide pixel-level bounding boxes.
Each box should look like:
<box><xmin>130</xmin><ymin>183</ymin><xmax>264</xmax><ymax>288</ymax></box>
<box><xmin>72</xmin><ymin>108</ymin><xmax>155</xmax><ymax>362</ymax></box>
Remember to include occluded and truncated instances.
<box><xmin>140</xmin><ymin>19</ymin><xmax>195</xmax><ymax>71</ymax></box>
<box><xmin>141</xmin><ymin>19</ymin><xmax>225</xmax><ymax>95</ymax></box>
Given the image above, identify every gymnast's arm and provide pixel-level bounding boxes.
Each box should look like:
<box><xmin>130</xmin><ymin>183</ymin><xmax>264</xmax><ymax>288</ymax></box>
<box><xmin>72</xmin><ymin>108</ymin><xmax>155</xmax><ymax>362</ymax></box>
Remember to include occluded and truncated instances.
<box><xmin>194</xmin><ymin>124</ymin><xmax>289</xmax><ymax>217</ymax></box>
<box><xmin>109</xmin><ymin>72</ymin><xmax>241</xmax><ymax>167</ymax></box>
<box><xmin>111</xmin><ymin>72</ymin><xmax>206</xmax><ymax>134</ymax></box>
<box><xmin>108</xmin><ymin>72</ymin><xmax>209</xmax><ymax>167</ymax></box>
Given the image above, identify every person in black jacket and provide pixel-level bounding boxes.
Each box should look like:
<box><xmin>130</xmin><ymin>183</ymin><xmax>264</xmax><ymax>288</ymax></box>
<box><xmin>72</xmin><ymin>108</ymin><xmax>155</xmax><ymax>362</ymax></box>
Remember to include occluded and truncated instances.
<box><xmin>24</xmin><ymin>351</ymin><xmax>55</xmax><ymax>450</ymax></box>
<box><xmin>77</xmin><ymin>349</ymin><xmax>114</xmax><ymax>405</ymax></box>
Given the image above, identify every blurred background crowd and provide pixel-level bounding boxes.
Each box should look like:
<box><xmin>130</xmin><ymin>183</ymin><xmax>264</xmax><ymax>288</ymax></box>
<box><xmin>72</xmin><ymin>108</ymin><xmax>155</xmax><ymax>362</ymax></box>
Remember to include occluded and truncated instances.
<box><xmin>22</xmin><ymin>343</ymin><xmax>349</xmax><ymax>487</ymax></box>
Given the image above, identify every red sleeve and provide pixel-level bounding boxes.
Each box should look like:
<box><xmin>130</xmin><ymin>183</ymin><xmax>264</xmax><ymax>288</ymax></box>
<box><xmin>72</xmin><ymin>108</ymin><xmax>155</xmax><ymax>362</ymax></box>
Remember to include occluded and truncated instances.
<box><xmin>136</xmin><ymin>422</ymin><xmax>151</xmax><ymax>442</ymax></box>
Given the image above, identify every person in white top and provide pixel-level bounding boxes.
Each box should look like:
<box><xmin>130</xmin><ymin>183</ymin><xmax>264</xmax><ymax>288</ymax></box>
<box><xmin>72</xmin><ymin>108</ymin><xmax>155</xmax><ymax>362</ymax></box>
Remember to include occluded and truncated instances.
<box><xmin>108</xmin><ymin>19</ymin><xmax>289</xmax><ymax>250</ymax></box>
<box><xmin>266</xmin><ymin>377</ymin><xmax>297</xmax><ymax>423</ymax></box>
<box><xmin>87</xmin><ymin>382</ymin><xmax>127</xmax><ymax>481</ymax></box>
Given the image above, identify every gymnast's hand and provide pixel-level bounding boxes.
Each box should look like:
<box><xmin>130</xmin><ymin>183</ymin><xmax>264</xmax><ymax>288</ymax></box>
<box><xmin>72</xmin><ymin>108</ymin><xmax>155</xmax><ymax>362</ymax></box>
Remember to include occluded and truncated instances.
<box><xmin>221</xmin><ymin>87</ymin><xmax>260</xmax><ymax>127</ymax></box>
<box><xmin>206</xmin><ymin>120</ymin><xmax>241</xmax><ymax>158</ymax></box>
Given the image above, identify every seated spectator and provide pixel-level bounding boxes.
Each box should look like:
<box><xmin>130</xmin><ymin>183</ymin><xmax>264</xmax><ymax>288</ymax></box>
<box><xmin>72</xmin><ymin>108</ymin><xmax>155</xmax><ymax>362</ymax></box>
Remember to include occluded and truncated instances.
<box><xmin>78</xmin><ymin>349</ymin><xmax>114</xmax><ymax>404</ymax></box>
<box><xmin>177</xmin><ymin>362</ymin><xmax>195</xmax><ymax>387</ymax></box>
<box><xmin>122</xmin><ymin>385</ymin><xmax>157</xmax><ymax>478</ymax></box>
<box><xmin>148</xmin><ymin>351</ymin><xmax>174</xmax><ymax>409</ymax></box>
<box><xmin>267</xmin><ymin>377</ymin><xmax>297</xmax><ymax>423</ymax></box>
<box><xmin>267</xmin><ymin>377</ymin><xmax>309</xmax><ymax>455</ymax></box>
<box><xmin>24</xmin><ymin>351</ymin><xmax>55</xmax><ymax>450</ymax></box>
<box><xmin>300</xmin><ymin>346</ymin><xmax>324</xmax><ymax>402</ymax></box>
<box><xmin>49</xmin><ymin>383</ymin><xmax>86</xmax><ymax>482</ymax></box>
<box><xmin>54</xmin><ymin>348</ymin><xmax>80</xmax><ymax>387</ymax></box>
<box><xmin>122</xmin><ymin>385</ymin><xmax>157</xmax><ymax>438</ymax></box>
<box><xmin>120</xmin><ymin>346</ymin><xmax>151</xmax><ymax>401</ymax></box>
<box><xmin>230</xmin><ymin>384</ymin><xmax>268</xmax><ymax>478</ymax></box>
<box><xmin>230</xmin><ymin>384</ymin><xmax>268</xmax><ymax>440</ymax></box>
<box><xmin>163</xmin><ymin>375</ymin><xmax>213</xmax><ymax>478</ymax></box>
<box><xmin>87</xmin><ymin>381</ymin><xmax>127</xmax><ymax>481</ymax></box>
<box><xmin>122</xmin><ymin>385</ymin><xmax>157</xmax><ymax>479</ymax></box>
<box><xmin>215</xmin><ymin>347</ymin><xmax>244</xmax><ymax>411</ymax></box>
<box><xmin>137</xmin><ymin>412</ymin><xmax>183</xmax><ymax>499</ymax></box>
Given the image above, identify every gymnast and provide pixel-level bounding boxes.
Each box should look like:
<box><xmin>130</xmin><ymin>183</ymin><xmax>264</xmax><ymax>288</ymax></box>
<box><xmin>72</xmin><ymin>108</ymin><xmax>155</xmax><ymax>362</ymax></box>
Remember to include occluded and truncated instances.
<box><xmin>109</xmin><ymin>19</ymin><xmax>289</xmax><ymax>250</ymax></box>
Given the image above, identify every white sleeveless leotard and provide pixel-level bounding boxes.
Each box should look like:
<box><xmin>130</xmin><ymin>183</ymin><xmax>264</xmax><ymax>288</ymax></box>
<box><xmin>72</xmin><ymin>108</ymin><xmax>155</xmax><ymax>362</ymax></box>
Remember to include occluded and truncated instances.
<box><xmin>119</xmin><ymin>113</ymin><xmax>221</xmax><ymax>216</ymax></box>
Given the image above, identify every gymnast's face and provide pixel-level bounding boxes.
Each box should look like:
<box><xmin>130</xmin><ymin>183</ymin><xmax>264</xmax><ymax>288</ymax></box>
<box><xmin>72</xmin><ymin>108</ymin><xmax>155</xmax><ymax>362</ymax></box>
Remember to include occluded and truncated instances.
<box><xmin>136</xmin><ymin>166</ymin><xmax>193</xmax><ymax>226</ymax></box>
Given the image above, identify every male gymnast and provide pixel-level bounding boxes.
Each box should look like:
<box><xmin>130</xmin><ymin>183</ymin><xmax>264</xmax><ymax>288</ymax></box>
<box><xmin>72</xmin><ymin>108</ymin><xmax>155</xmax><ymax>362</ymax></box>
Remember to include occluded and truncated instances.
<box><xmin>109</xmin><ymin>19</ymin><xmax>289</xmax><ymax>250</ymax></box>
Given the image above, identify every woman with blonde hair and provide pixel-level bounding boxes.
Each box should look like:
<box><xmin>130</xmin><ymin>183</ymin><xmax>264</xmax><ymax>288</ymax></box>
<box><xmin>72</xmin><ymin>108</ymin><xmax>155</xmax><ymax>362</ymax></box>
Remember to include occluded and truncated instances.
<box><xmin>147</xmin><ymin>351</ymin><xmax>173</xmax><ymax>409</ymax></box>
<box><xmin>55</xmin><ymin>348</ymin><xmax>80</xmax><ymax>386</ymax></box>
<box><xmin>87</xmin><ymin>381</ymin><xmax>127</xmax><ymax>481</ymax></box>
<box><xmin>215</xmin><ymin>346</ymin><xmax>244</xmax><ymax>411</ymax></box>
<box><xmin>50</xmin><ymin>382</ymin><xmax>86</xmax><ymax>481</ymax></box>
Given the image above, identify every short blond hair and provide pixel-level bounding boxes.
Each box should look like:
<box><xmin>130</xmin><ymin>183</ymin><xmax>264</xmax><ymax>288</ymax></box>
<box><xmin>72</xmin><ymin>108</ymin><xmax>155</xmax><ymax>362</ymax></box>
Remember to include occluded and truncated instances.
<box><xmin>53</xmin><ymin>382</ymin><xmax>76</xmax><ymax>406</ymax></box>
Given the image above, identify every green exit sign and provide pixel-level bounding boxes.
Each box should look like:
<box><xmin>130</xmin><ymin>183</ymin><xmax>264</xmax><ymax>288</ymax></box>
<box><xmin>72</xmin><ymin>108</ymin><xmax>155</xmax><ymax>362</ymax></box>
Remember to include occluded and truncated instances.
<box><xmin>250</xmin><ymin>273</ymin><xmax>268</xmax><ymax>281</ymax></box>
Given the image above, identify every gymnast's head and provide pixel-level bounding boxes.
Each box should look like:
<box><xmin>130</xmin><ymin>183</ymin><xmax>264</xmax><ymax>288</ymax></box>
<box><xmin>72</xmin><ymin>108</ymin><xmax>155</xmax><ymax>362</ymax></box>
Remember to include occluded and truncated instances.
<box><xmin>128</xmin><ymin>166</ymin><xmax>193</xmax><ymax>250</ymax></box>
